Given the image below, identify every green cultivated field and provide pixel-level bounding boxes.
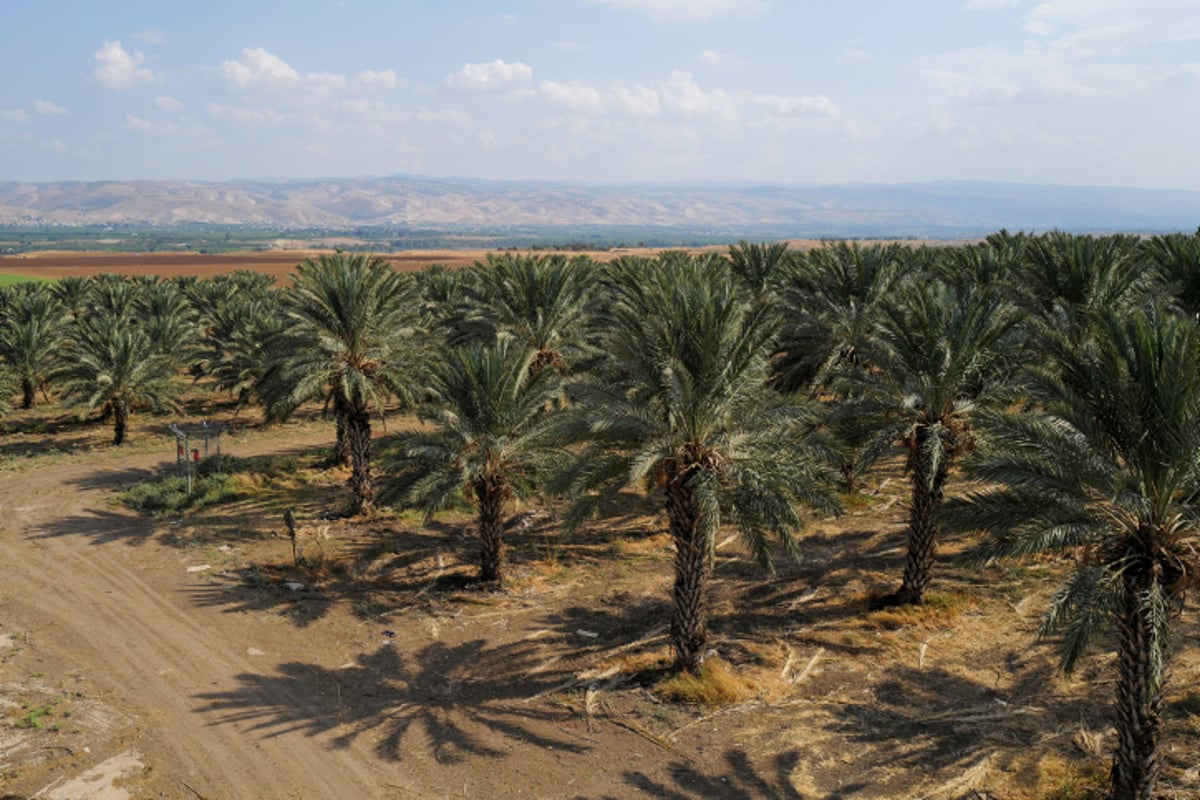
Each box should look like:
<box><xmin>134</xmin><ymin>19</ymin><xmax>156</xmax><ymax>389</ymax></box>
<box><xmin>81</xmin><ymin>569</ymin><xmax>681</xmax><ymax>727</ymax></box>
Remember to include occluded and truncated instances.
<box><xmin>0</xmin><ymin>272</ymin><xmax>50</xmax><ymax>286</ymax></box>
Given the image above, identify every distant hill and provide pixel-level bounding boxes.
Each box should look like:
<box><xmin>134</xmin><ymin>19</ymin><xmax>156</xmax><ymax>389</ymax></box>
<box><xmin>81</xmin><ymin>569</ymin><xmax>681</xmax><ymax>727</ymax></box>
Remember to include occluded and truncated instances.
<box><xmin>1</xmin><ymin>176</ymin><xmax>1198</xmax><ymax>238</ymax></box>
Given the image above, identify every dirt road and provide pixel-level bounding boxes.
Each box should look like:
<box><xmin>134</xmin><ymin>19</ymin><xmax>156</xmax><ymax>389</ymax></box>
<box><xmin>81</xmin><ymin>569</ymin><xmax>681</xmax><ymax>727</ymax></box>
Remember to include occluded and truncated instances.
<box><xmin>0</xmin><ymin>432</ymin><xmax>408</xmax><ymax>798</ymax></box>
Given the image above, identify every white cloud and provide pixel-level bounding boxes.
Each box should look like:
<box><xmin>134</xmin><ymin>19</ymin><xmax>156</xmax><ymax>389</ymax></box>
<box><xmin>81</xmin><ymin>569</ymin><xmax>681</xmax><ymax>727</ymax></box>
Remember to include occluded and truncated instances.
<box><xmin>841</xmin><ymin>42</ymin><xmax>869</xmax><ymax>62</ymax></box>
<box><xmin>131</xmin><ymin>28</ymin><xmax>167</xmax><ymax>46</ymax></box>
<box><xmin>220</xmin><ymin>47</ymin><xmax>299</xmax><ymax>88</ymax></box>
<box><xmin>37</xmin><ymin>138</ymin><xmax>67</xmax><ymax>152</ymax></box>
<box><xmin>537</xmin><ymin>70</ymin><xmax>835</xmax><ymax>124</ymax></box>
<box><xmin>963</xmin><ymin>0</ymin><xmax>1028</xmax><ymax>9</ymax></box>
<box><xmin>154</xmin><ymin>95</ymin><xmax>183</xmax><ymax>112</ymax></box>
<box><xmin>92</xmin><ymin>40</ymin><xmax>158</xmax><ymax>91</ymax></box>
<box><xmin>207</xmin><ymin>102</ymin><xmax>283</xmax><ymax>125</ymax></box>
<box><xmin>355</xmin><ymin>69</ymin><xmax>401</xmax><ymax>89</ymax></box>
<box><xmin>32</xmin><ymin>99</ymin><xmax>66</xmax><ymax>116</ymax></box>
<box><xmin>922</xmin><ymin>0</ymin><xmax>1200</xmax><ymax>104</ymax></box>
<box><xmin>587</xmin><ymin>0</ymin><xmax>768</xmax><ymax>23</ymax></box>
<box><xmin>538</xmin><ymin>81</ymin><xmax>605</xmax><ymax>114</ymax></box>
<box><xmin>696</xmin><ymin>49</ymin><xmax>736</xmax><ymax>65</ymax></box>
<box><xmin>0</xmin><ymin>108</ymin><xmax>30</xmax><ymax>124</ymax></box>
<box><xmin>447</xmin><ymin>59</ymin><xmax>533</xmax><ymax>92</ymax></box>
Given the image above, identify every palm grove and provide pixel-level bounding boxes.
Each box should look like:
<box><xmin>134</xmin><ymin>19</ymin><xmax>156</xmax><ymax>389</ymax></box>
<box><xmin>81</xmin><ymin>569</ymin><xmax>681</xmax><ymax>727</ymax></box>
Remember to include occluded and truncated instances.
<box><xmin>3</xmin><ymin>233</ymin><xmax>1200</xmax><ymax>800</ymax></box>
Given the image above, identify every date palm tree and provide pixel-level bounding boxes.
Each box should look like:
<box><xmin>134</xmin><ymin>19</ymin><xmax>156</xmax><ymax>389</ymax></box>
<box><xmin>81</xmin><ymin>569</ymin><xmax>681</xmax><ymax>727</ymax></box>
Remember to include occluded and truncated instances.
<box><xmin>946</xmin><ymin>309</ymin><xmax>1200</xmax><ymax>800</ymax></box>
<box><xmin>385</xmin><ymin>340</ymin><xmax>570</xmax><ymax>584</ymax></box>
<box><xmin>54</xmin><ymin>315</ymin><xmax>182</xmax><ymax>445</ymax></box>
<box><xmin>558</xmin><ymin>255</ymin><xmax>839</xmax><ymax>672</ymax></box>
<box><xmin>841</xmin><ymin>278</ymin><xmax>1023</xmax><ymax>605</ymax></box>
<box><xmin>1015</xmin><ymin>232</ymin><xmax>1151</xmax><ymax>349</ymax></box>
<box><xmin>262</xmin><ymin>252</ymin><xmax>422</xmax><ymax>514</ymax></box>
<box><xmin>0</xmin><ymin>284</ymin><xmax>65</xmax><ymax>409</ymax></box>
<box><xmin>1139</xmin><ymin>232</ymin><xmax>1200</xmax><ymax>318</ymax></box>
<box><xmin>772</xmin><ymin>241</ymin><xmax>910</xmax><ymax>394</ymax></box>
<box><xmin>727</xmin><ymin>240</ymin><xmax>793</xmax><ymax>299</ymax></box>
<box><xmin>445</xmin><ymin>253</ymin><xmax>596</xmax><ymax>376</ymax></box>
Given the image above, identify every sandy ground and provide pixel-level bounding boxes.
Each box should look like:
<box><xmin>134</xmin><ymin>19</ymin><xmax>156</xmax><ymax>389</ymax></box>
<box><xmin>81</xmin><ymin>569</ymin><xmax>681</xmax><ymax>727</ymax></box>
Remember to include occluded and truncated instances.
<box><xmin>1</xmin><ymin>409</ymin><xmax>1199</xmax><ymax>799</ymax></box>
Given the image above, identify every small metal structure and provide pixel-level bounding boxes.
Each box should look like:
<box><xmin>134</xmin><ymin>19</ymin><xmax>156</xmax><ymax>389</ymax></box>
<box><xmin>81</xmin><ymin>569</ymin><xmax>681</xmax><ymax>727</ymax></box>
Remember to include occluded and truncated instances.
<box><xmin>284</xmin><ymin>508</ymin><xmax>299</xmax><ymax>565</ymax></box>
<box><xmin>168</xmin><ymin>421</ymin><xmax>227</xmax><ymax>496</ymax></box>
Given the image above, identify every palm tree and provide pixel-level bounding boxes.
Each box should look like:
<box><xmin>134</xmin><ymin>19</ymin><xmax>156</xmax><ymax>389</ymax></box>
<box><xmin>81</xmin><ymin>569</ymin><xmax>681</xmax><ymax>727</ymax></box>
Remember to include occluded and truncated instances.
<box><xmin>727</xmin><ymin>240</ymin><xmax>793</xmax><ymax>298</ymax></box>
<box><xmin>137</xmin><ymin>279</ymin><xmax>199</xmax><ymax>364</ymax></box>
<box><xmin>55</xmin><ymin>315</ymin><xmax>182</xmax><ymax>444</ymax></box>
<box><xmin>559</xmin><ymin>255</ymin><xmax>839</xmax><ymax>672</ymax></box>
<box><xmin>842</xmin><ymin>278</ymin><xmax>1023</xmax><ymax>605</ymax></box>
<box><xmin>0</xmin><ymin>284</ymin><xmax>64</xmax><ymax>409</ymax></box>
<box><xmin>1015</xmin><ymin>232</ymin><xmax>1151</xmax><ymax>349</ymax></box>
<box><xmin>1139</xmin><ymin>232</ymin><xmax>1200</xmax><ymax>318</ymax></box>
<box><xmin>385</xmin><ymin>340</ymin><xmax>570</xmax><ymax>584</ymax></box>
<box><xmin>946</xmin><ymin>309</ymin><xmax>1200</xmax><ymax>800</ymax></box>
<box><xmin>263</xmin><ymin>252</ymin><xmax>422</xmax><ymax>514</ymax></box>
<box><xmin>198</xmin><ymin>293</ymin><xmax>287</xmax><ymax>410</ymax></box>
<box><xmin>445</xmin><ymin>253</ymin><xmax>596</xmax><ymax>376</ymax></box>
<box><xmin>772</xmin><ymin>241</ymin><xmax>910</xmax><ymax>394</ymax></box>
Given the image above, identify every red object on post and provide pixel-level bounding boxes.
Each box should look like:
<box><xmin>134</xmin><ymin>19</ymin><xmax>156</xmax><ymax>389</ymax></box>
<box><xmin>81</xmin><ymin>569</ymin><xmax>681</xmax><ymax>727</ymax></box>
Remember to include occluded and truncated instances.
<box><xmin>177</xmin><ymin>443</ymin><xmax>185</xmax><ymax>458</ymax></box>
<box><xmin>192</xmin><ymin>449</ymin><xmax>201</xmax><ymax>463</ymax></box>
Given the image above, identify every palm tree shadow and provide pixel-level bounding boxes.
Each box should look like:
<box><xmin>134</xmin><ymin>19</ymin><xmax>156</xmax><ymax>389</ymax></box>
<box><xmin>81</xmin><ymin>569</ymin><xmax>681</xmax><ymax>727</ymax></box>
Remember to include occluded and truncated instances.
<box><xmin>30</xmin><ymin>505</ymin><xmax>158</xmax><ymax>546</ymax></box>
<box><xmin>582</xmin><ymin>749</ymin><xmax>810</xmax><ymax>800</ymax></box>
<box><xmin>823</xmin><ymin>662</ymin><xmax>1104</xmax><ymax>791</ymax></box>
<box><xmin>195</xmin><ymin>639</ymin><xmax>591</xmax><ymax>764</ymax></box>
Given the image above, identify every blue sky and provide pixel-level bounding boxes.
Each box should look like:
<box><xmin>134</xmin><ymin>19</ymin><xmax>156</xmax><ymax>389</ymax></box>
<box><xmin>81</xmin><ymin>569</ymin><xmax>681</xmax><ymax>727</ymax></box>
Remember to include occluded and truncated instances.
<box><xmin>1</xmin><ymin>0</ymin><xmax>1198</xmax><ymax>189</ymax></box>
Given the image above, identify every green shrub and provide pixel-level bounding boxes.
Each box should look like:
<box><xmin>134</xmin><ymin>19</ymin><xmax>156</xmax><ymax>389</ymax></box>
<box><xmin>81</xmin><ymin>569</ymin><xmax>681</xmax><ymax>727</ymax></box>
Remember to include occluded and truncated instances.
<box><xmin>118</xmin><ymin>472</ymin><xmax>241</xmax><ymax>515</ymax></box>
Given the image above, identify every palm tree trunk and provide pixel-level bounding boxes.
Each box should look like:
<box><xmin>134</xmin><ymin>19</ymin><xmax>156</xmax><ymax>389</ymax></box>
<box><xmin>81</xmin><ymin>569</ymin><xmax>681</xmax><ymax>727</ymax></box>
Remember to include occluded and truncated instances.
<box><xmin>1109</xmin><ymin>571</ymin><xmax>1165</xmax><ymax>800</ymax></box>
<box><xmin>20</xmin><ymin>376</ymin><xmax>35</xmax><ymax>409</ymax></box>
<box><xmin>895</xmin><ymin>428</ymin><xmax>950</xmax><ymax>605</ymax></box>
<box><xmin>475</xmin><ymin>475</ymin><xmax>506</xmax><ymax>584</ymax></box>
<box><xmin>666</xmin><ymin>474</ymin><xmax>710</xmax><ymax>672</ymax></box>
<box><xmin>345</xmin><ymin>406</ymin><xmax>372</xmax><ymax>514</ymax></box>
<box><xmin>112</xmin><ymin>401</ymin><xmax>129</xmax><ymax>446</ymax></box>
<box><xmin>333</xmin><ymin>393</ymin><xmax>351</xmax><ymax>466</ymax></box>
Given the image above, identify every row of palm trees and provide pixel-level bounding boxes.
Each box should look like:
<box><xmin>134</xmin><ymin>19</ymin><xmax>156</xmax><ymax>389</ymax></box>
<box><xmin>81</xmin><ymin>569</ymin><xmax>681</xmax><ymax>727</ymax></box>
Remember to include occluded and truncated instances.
<box><xmin>3</xmin><ymin>231</ymin><xmax>1200</xmax><ymax>799</ymax></box>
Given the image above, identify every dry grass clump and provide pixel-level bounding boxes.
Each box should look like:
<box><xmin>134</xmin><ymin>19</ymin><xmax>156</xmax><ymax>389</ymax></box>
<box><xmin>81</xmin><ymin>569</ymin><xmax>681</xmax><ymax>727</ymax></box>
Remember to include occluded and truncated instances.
<box><xmin>1034</xmin><ymin>753</ymin><xmax>1108</xmax><ymax>800</ymax></box>
<box><xmin>865</xmin><ymin>590</ymin><xmax>977</xmax><ymax>630</ymax></box>
<box><xmin>653</xmin><ymin>658</ymin><xmax>758</xmax><ymax>706</ymax></box>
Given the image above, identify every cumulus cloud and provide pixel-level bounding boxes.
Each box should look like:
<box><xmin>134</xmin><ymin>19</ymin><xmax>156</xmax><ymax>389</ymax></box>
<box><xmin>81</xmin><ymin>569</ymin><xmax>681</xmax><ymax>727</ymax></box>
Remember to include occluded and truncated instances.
<box><xmin>155</xmin><ymin>95</ymin><xmax>183</xmax><ymax>111</ymax></box>
<box><xmin>695</xmin><ymin>49</ymin><xmax>736</xmax><ymax>65</ymax></box>
<box><xmin>131</xmin><ymin>28</ymin><xmax>167</xmax><ymax>46</ymax></box>
<box><xmin>447</xmin><ymin>59</ymin><xmax>533</xmax><ymax>92</ymax></box>
<box><xmin>537</xmin><ymin>70</ymin><xmax>835</xmax><ymax>124</ymax></box>
<box><xmin>207</xmin><ymin>102</ymin><xmax>283</xmax><ymax>125</ymax></box>
<box><xmin>220</xmin><ymin>47</ymin><xmax>299</xmax><ymax>88</ymax></box>
<box><xmin>963</xmin><ymin>0</ymin><xmax>1028</xmax><ymax>9</ymax></box>
<box><xmin>92</xmin><ymin>40</ymin><xmax>158</xmax><ymax>91</ymax></box>
<box><xmin>32</xmin><ymin>99</ymin><xmax>67</xmax><ymax>116</ymax></box>
<box><xmin>587</xmin><ymin>0</ymin><xmax>768</xmax><ymax>23</ymax></box>
<box><xmin>355</xmin><ymin>69</ymin><xmax>401</xmax><ymax>89</ymax></box>
<box><xmin>0</xmin><ymin>108</ymin><xmax>31</xmax><ymax>124</ymax></box>
<box><xmin>922</xmin><ymin>0</ymin><xmax>1200</xmax><ymax>103</ymax></box>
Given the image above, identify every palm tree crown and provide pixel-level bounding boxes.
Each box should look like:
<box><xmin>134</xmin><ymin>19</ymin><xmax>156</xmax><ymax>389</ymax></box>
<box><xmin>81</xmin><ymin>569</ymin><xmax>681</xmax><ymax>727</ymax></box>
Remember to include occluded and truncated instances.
<box><xmin>841</xmin><ymin>278</ymin><xmax>1023</xmax><ymax>604</ymax></box>
<box><xmin>54</xmin><ymin>315</ymin><xmax>182</xmax><ymax>444</ymax></box>
<box><xmin>385</xmin><ymin>340</ymin><xmax>570</xmax><ymax>584</ymax></box>
<box><xmin>947</xmin><ymin>309</ymin><xmax>1200</xmax><ymax>800</ymax></box>
<box><xmin>559</xmin><ymin>255</ymin><xmax>839</xmax><ymax>671</ymax></box>
<box><xmin>263</xmin><ymin>252</ymin><xmax>422</xmax><ymax>514</ymax></box>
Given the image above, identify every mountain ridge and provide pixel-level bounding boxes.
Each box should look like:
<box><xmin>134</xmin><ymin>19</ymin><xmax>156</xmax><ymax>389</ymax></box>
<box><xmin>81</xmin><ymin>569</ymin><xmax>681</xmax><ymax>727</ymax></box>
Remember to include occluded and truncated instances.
<box><xmin>1</xmin><ymin>176</ymin><xmax>1197</xmax><ymax>237</ymax></box>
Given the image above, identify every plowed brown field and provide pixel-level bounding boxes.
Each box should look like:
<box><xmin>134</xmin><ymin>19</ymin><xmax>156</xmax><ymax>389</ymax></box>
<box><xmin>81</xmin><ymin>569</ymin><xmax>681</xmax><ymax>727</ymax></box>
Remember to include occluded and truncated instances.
<box><xmin>0</xmin><ymin>250</ymin><xmax>489</xmax><ymax>282</ymax></box>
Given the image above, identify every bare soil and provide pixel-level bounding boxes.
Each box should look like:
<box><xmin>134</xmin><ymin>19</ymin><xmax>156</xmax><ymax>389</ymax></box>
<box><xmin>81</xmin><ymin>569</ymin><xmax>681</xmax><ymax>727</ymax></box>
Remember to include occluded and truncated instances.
<box><xmin>0</xmin><ymin>240</ymin><xmax>970</xmax><ymax>284</ymax></box>
<box><xmin>1</xmin><ymin>405</ymin><xmax>1199</xmax><ymax>799</ymax></box>
<box><xmin>0</xmin><ymin>248</ymin><xmax>677</xmax><ymax>283</ymax></box>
